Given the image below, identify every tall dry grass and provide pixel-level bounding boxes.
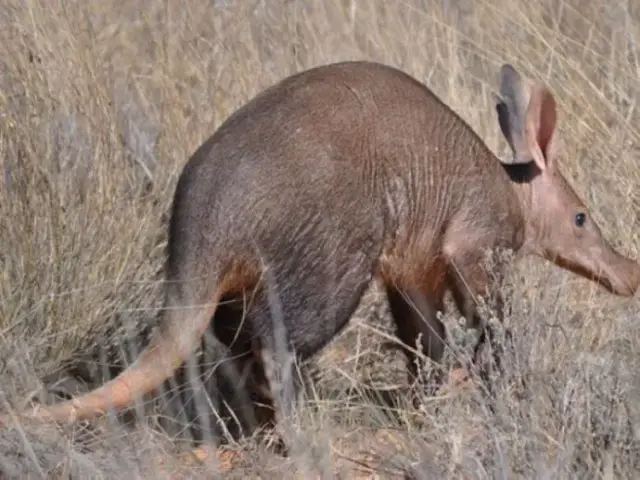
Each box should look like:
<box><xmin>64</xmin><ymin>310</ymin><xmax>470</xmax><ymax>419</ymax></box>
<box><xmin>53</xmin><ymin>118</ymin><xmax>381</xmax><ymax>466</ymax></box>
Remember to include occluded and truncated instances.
<box><xmin>0</xmin><ymin>0</ymin><xmax>639</xmax><ymax>478</ymax></box>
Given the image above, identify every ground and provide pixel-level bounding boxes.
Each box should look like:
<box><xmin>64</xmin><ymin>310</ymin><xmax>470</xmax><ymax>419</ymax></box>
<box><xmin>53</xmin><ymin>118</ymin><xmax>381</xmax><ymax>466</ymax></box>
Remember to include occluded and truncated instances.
<box><xmin>0</xmin><ymin>0</ymin><xmax>639</xmax><ymax>478</ymax></box>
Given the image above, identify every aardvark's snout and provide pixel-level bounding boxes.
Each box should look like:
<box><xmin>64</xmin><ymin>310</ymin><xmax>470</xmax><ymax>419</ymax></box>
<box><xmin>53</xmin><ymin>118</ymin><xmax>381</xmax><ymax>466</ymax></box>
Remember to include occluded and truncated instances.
<box><xmin>598</xmin><ymin>252</ymin><xmax>640</xmax><ymax>298</ymax></box>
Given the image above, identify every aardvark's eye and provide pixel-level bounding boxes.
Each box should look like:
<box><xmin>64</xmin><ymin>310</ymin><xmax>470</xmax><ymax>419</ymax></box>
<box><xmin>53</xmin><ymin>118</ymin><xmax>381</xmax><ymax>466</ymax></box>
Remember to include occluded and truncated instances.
<box><xmin>574</xmin><ymin>212</ymin><xmax>586</xmax><ymax>228</ymax></box>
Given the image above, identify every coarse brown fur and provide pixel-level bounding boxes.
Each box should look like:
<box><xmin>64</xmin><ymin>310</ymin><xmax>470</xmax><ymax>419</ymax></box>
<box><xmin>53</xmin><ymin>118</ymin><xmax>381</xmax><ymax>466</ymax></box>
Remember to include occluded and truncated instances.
<box><xmin>3</xmin><ymin>61</ymin><xmax>638</xmax><ymax>448</ymax></box>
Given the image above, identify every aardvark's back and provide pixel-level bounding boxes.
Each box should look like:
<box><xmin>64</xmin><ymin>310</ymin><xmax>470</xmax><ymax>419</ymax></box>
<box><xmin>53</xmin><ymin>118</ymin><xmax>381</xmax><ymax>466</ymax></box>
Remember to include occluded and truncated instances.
<box><xmin>167</xmin><ymin>60</ymin><xmax>518</xmax><ymax>302</ymax></box>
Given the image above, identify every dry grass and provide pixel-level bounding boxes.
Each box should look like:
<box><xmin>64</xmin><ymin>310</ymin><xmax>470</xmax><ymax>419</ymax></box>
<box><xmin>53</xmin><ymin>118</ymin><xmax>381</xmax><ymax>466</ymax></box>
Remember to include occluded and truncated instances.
<box><xmin>0</xmin><ymin>0</ymin><xmax>639</xmax><ymax>478</ymax></box>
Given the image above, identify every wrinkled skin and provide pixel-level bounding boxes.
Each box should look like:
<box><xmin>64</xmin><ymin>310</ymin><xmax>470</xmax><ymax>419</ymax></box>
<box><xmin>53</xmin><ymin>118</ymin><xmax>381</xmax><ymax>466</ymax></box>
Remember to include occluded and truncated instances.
<box><xmin>2</xmin><ymin>62</ymin><xmax>638</xmax><ymax>448</ymax></box>
<box><xmin>398</xmin><ymin>65</ymin><xmax>640</xmax><ymax>388</ymax></box>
